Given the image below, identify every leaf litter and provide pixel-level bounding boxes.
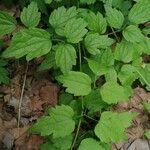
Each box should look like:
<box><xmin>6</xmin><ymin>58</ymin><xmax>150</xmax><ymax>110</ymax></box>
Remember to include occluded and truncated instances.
<box><xmin>0</xmin><ymin>63</ymin><xmax>59</xmax><ymax>149</ymax></box>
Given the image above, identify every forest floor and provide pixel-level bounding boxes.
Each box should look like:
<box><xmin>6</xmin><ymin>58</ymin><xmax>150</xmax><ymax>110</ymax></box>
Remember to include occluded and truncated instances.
<box><xmin>0</xmin><ymin>63</ymin><xmax>149</xmax><ymax>150</ymax></box>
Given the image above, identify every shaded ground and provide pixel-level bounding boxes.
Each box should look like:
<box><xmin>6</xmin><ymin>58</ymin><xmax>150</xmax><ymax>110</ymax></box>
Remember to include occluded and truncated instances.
<box><xmin>0</xmin><ymin>63</ymin><xmax>149</xmax><ymax>149</ymax></box>
<box><xmin>0</xmin><ymin>63</ymin><xmax>59</xmax><ymax>149</ymax></box>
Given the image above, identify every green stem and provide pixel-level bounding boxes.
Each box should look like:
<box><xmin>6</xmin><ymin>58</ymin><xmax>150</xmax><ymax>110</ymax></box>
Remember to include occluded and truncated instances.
<box><xmin>84</xmin><ymin>114</ymin><xmax>98</xmax><ymax>122</ymax></box>
<box><xmin>52</xmin><ymin>38</ymin><xmax>64</xmax><ymax>43</ymax></box>
<box><xmin>93</xmin><ymin>76</ymin><xmax>97</xmax><ymax>89</ymax></box>
<box><xmin>110</xmin><ymin>27</ymin><xmax>119</xmax><ymax>42</ymax></box>
<box><xmin>70</xmin><ymin>43</ymin><xmax>83</xmax><ymax>150</ymax></box>
<box><xmin>78</xmin><ymin>43</ymin><xmax>82</xmax><ymax>72</ymax></box>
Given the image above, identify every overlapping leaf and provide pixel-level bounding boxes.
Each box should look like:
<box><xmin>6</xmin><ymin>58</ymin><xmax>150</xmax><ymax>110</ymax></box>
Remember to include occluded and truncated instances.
<box><xmin>95</xmin><ymin>111</ymin><xmax>137</xmax><ymax>142</ymax></box>
<box><xmin>64</xmin><ymin>18</ymin><xmax>88</xmax><ymax>43</ymax></box>
<box><xmin>55</xmin><ymin>43</ymin><xmax>77</xmax><ymax>73</ymax></box>
<box><xmin>105</xmin><ymin>5</ymin><xmax>124</xmax><ymax>29</ymax></box>
<box><xmin>0</xmin><ymin>60</ymin><xmax>10</xmax><ymax>85</ymax></box>
<box><xmin>80</xmin><ymin>0</ymin><xmax>96</xmax><ymax>4</ymax></box>
<box><xmin>85</xmin><ymin>11</ymin><xmax>107</xmax><ymax>34</ymax></box>
<box><xmin>49</xmin><ymin>6</ymin><xmax>77</xmax><ymax>36</ymax></box>
<box><xmin>57</xmin><ymin>71</ymin><xmax>92</xmax><ymax>96</ymax></box>
<box><xmin>100</xmin><ymin>81</ymin><xmax>131</xmax><ymax>104</ymax></box>
<box><xmin>0</xmin><ymin>11</ymin><xmax>17</xmax><ymax>36</ymax></box>
<box><xmin>123</xmin><ymin>25</ymin><xmax>144</xmax><ymax>43</ymax></box>
<box><xmin>78</xmin><ymin>138</ymin><xmax>109</xmax><ymax>150</ymax></box>
<box><xmin>114</xmin><ymin>40</ymin><xmax>141</xmax><ymax>63</ymax></box>
<box><xmin>84</xmin><ymin>33</ymin><xmax>115</xmax><ymax>55</ymax></box>
<box><xmin>29</xmin><ymin>105</ymin><xmax>75</xmax><ymax>138</ymax></box>
<box><xmin>83</xmin><ymin>90</ymin><xmax>108</xmax><ymax>113</ymax></box>
<box><xmin>20</xmin><ymin>1</ymin><xmax>41</xmax><ymax>27</ymax></box>
<box><xmin>2</xmin><ymin>28</ymin><xmax>52</xmax><ymax>61</ymax></box>
<box><xmin>128</xmin><ymin>0</ymin><xmax>150</xmax><ymax>24</ymax></box>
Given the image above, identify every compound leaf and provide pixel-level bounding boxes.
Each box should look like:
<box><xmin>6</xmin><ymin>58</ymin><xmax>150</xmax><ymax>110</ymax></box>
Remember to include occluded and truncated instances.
<box><xmin>55</xmin><ymin>43</ymin><xmax>77</xmax><ymax>73</ymax></box>
<box><xmin>2</xmin><ymin>28</ymin><xmax>52</xmax><ymax>61</ymax></box>
<box><xmin>95</xmin><ymin>111</ymin><xmax>137</xmax><ymax>142</ymax></box>
<box><xmin>20</xmin><ymin>1</ymin><xmax>41</xmax><ymax>27</ymax></box>
<box><xmin>57</xmin><ymin>71</ymin><xmax>92</xmax><ymax>96</ymax></box>
<box><xmin>0</xmin><ymin>11</ymin><xmax>17</xmax><ymax>37</ymax></box>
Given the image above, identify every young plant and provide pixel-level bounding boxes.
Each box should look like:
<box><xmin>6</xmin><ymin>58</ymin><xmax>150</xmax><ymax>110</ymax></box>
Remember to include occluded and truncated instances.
<box><xmin>0</xmin><ymin>0</ymin><xmax>150</xmax><ymax>149</ymax></box>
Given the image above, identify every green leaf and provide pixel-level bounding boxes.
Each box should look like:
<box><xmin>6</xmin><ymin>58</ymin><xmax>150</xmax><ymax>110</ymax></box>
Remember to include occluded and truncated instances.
<box><xmin>29</xmin><ymin>116</ymin><xmax>52</xmax><ymax>136</ymax></box>
<box><xmin>0</xmin><ymin>11</ymin><xmax>17</xmax><ymax>37</ymax></box>
<box><xmin>64</xmin><ymin>18</ymin><xmax>88</xmax><ymax>43</ymax></box>
<box><xmin>57</xmin><ymin>71</ymin><xmax>92</xmax><ymax>96</ymax></box>
<box><xmin>90</xmin><ymin>48</ymin><xmax>114</xmax><ymax>68</ymax></box>
<box><xmin>145</xmin><ymin>130</ymin><xmax>150</xmax><ymax>139</ymax></box>
<box><xmin>78</xmin><ymin>138</ymin><xmax>107</xmax><ymax>150</ymax></box>
<box><xmin>105</xmin><ymin>5</ymin><xmax>124</xmax><ymax>29</ymax></box>
<box><xmin>84</xmin><ymin>33</ymin><xmax>115</xmax><ymax>55</ymax></box>
<box><xmin>59</xmin><ymin>93</ymin><xmax>73</xmax><ymax>105</ymax></box>
<box><xmin>29</xmin><ymin>105</ymin><xmax>75</xmax><ymax>138</ymax></box>
<box><xmin>0</xmin><ymin>66</ymin><xmax>10</xmax><ymax>85</ymax></box>
<box><xmin>118</xmin><ymin>65</ymin><xmax>138</xmax><ymax>86</ymax></box>
<box><xmin>38</xmin><ymin>51</ymin><xmax>55</xmax><ymax>71</ymax></box>
<box><xmin>105</xmin><ymin>67</ymin><xmax>117</xmax><ymax>82</ymax></box>
<box><xmin>44</xmin><ymin>0</ymin><xmax>52</xmax><ymax>4</ymax></box>
<box><xmin>2</xmin><ymin>28</ymin><xmax>52</xmax><ymax>61</ymax></box>
<box><xmin>83</xmin><ymin>90</ymin><xmax>108</xmax><ymax>113</ymax></box>
<box><xmin>136</xmin><ymin>64</ymin><xmax>150</xmax><ymax>89</ymax></box>
<box><xmin>80</xmin><ymin>0</ymin><xmax>96</xmax><ymax>4</ymax></box>
<box><xmin>114</xmin><ymin>40</ymin><xmax>141</xmax><ymax>63</ymax></box>
<box><xmin>52</xmin><ymin>135</ymin><xmax>73</xmax><ymax>150</ymax></box>
<box><xmin>123</xmin><ymin>25</ymin><xmax>144</xmax><ymax>43</ymax></box>
<box><xmin>95</xmin><ymin>111</ymin><xmax>137</xmax><ymax>142</ymax></box>
<box><xmin>86</xmin><ymin>59</ymin><xmax>108</xmax><ymax>76</ymax></box>
<box><xmin>139</xmin><ymin>37</ymin><xmax>150</xmax><ymax>54</ymax></box>
<box><xmin>40</xmin><ymin>142</ymin><xmax>58</xmax><ymax>150</ymax></box>
<box><xmin>128</xmin><ymin>0</ymin><xmax>150</xmax><ymax>24</ymax></box>
<box><xmin>48</xmin><ymin>105</ymin><xmax>75</xmax><ymax>138</ymax></box>
<box><xmin>142</xmin><ymin>27</ymin><xmax>150</xmax><ymax>35</ymax></box>
<box><xmin>85</xmin><ymin>11</ymin><xmax>107</xmax><ymax>34</ymax></box>
<box><xmin>49</xmin><ymin>6</ymin><xmax>77</xmax><ymax>36</ymax></box>
<box><xmin>20</xmin><ymin>1</ymin><xmax>41</xmax><ymax>27</ymax></box>
<box><xmin>100</xmin><ymin>81</ymin><xmax>131</xmax><ymax>104</ymax></box>
<box><xmin>55</xmin><ymin>44</ymin><xmax>77</xmax><ymax>73</ymax></box>
<box><xmin>143</xmin><ymin>102</ymin><xmax>150</xmax><ymax>112</ymax></box>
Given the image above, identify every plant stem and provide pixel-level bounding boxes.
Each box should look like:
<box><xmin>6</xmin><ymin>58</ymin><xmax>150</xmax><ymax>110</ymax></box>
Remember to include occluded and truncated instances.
<box><xmin>78</xmin><ymin>43</ymin><xmax>82</xmax><ymax>71</ymax></box>
<box><xmin>70</xmin><ymin>43</ymin><xmax>83</xmax><ymax>150</ymax></box>
<box><xmin>52</xmin><ymin>38</ymin><xmax>64</xmax><ymax>43</ymax></box>
<box><xmin>84</xmin><ymin>114</ymin><xmax>98</xmax><ymax>122</ymax></box>
<box><xmin>110</xmin><ymin>27</ymin><xmax>119</xmax><ymax>42</ymax></box>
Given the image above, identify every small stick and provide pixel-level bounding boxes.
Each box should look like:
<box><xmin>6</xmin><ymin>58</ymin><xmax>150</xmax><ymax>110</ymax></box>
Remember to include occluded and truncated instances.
<box><xmin>17</xmin><ymin>62</ymin><xmax>28</xmax><ymax>136</ymax></box>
